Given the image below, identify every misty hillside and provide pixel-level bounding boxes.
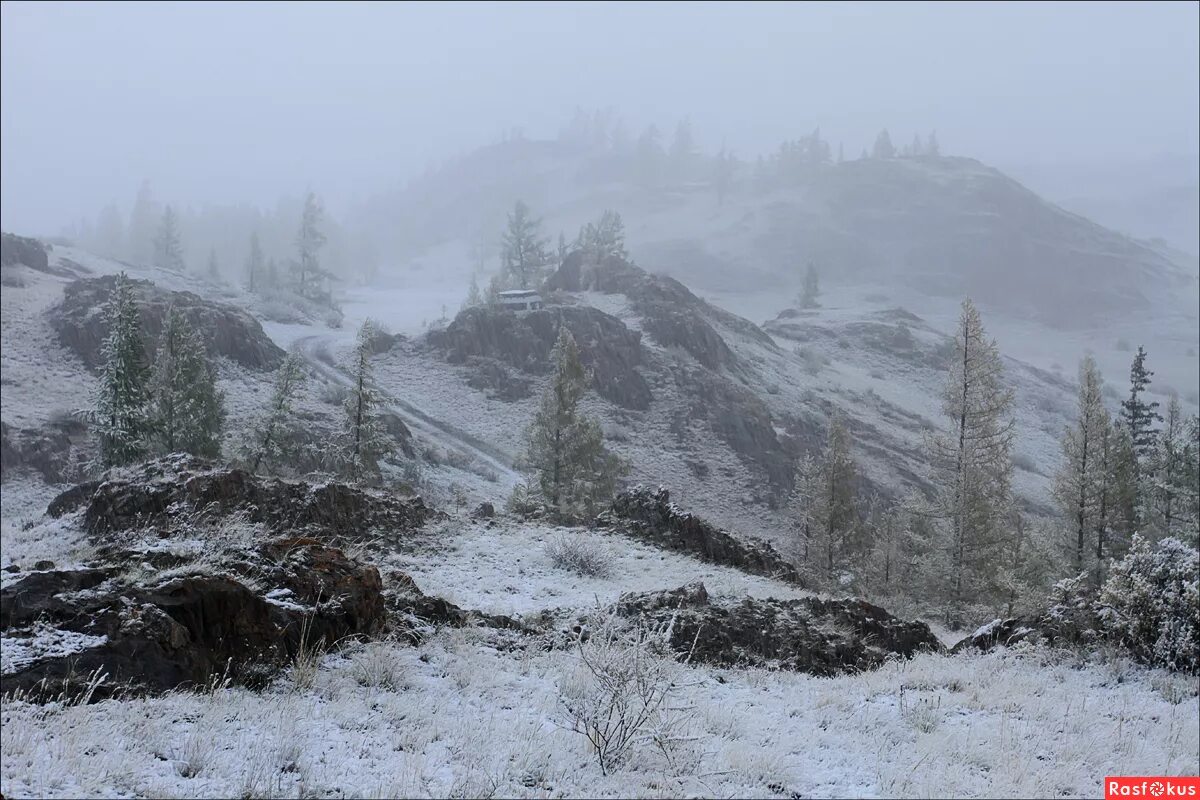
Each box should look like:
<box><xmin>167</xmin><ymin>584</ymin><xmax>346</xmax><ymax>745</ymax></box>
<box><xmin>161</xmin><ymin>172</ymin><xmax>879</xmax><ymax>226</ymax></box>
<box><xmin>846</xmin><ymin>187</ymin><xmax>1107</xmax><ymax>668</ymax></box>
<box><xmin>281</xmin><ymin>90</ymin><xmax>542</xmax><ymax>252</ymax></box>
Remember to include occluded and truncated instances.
<box><xmin>363</xmin><ymin>140</ymin><xmax>1197</xmax><ymax>328</ymax></box>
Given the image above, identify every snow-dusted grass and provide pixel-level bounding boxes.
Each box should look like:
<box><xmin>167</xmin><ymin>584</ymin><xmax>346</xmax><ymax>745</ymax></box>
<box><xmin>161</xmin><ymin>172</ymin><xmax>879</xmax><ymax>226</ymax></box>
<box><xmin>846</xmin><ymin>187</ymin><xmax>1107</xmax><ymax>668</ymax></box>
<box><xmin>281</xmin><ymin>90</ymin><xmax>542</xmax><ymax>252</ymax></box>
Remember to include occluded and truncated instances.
<box><xmin>386</xmin><ymin>518</ymin><xmax>813</xmax><ymax>618</ymax></box>
<box><xmin>2</xmin><ymin>632</ymin><xmax>1195</xmax><ymax>799</ymax></box>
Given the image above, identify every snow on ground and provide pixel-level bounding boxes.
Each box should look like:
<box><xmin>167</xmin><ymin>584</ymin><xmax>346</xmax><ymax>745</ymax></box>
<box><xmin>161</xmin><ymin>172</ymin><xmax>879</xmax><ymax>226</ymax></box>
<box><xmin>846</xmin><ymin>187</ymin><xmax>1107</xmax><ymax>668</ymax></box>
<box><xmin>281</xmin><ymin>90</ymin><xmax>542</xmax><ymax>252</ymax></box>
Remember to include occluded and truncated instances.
<box><xmin>2</xmin><ymin>631</ymin><xmax>1195</xmax><ymax>799</ymax></box>
<box><xmin>0</xmin><ymin>265</ymin><xmax>95</xmax><ymax>430</ymax></box>
<box><xmin>386</xmin><ymin>518</ymin><xmax>812</xmax><ymax>619</ymax></box>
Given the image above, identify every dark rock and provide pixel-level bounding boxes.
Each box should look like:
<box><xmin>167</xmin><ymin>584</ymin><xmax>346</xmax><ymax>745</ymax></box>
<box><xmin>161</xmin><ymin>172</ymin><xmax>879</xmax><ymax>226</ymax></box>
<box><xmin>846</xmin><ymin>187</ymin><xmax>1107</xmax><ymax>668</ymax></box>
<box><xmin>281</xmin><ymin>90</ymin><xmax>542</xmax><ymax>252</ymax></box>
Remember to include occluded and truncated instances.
<box><xmin>680</xmin><ymin>367</ymin><xmax>793</xmax><ymax>491</ymax></box>
<box><xmin>67</xmin><ymin>455</ymin><xmax>433</xmax><ymax>542</ymax></box>
<box><xmin>1</xmin><ymin>416</ymin><xmax>90</xmax><ymax>484</ymax></box>
<box><xmin>1</xmin><ymin>233</ymin><xmax>49</xmax><ymax>272</ymax></box>
<box><xmin>613</xmin><ymin>581</ymin><xmax>942</xmax><ymax>675</ymax></box>
<box><xmin>0</xmin><ymin>547</ymin><xmax>385</xmax><ymax>699</ymax></box>
<box><xmin>32</xmin><ymin>560</ymin><xmax>55</xmax><ymax>571</ymax></box>
<box><xmin>49</xmin><ymin>274</ymin><xmax>285</xmax><ymax>372</ymax></box>
<box><xmin>463</xmin><ymin>358</ymin><xmax>534</xmax><ymax>402</ymax></box>
<box><xmin>384</xmin><ymin>570</ymin><xmax>533</xmax><ymax>637</ymax></box>
<box><xmin>600</xmin><ymin>487</ymin><xmax>803</xmax><ymax>586</ymax></box>
<box><xmin>471</xmin><ymin>502</ymin><xmax>495</xmax><ymax>520</ymax></box>
<box><xmin>2</xmin><ymin>564</ymin><xmax>19</xmax><ymax>573</ymax></box>
<box><xmin>950</xmin><ymin>617</ymin><xmax>1045</xmax><ymax>654</ymax></box>
<box><xmin>429</xmin><ymin>303</ymin><xmax>652</xmax><ymax>410</ymax></box>
<box><xmin>47</xmin><ymin>479</ymin><xmax>101</xmax><ymax>517</ymax></box>
<box><xmin>546</xmin><ymin>253</ymin><xmax>779</xmax><ymax>370</ymax></box>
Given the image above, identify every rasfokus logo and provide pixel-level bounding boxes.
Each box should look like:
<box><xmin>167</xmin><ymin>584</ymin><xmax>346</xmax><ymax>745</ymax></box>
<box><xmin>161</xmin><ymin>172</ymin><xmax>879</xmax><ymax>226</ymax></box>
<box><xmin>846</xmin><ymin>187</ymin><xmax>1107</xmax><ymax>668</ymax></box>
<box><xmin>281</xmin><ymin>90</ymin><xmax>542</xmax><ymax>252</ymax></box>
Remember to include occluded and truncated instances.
<box><xmin>1106</xmin><ymin>777</ymin><xmax>1200</xmax><ymax>799</ymax></box>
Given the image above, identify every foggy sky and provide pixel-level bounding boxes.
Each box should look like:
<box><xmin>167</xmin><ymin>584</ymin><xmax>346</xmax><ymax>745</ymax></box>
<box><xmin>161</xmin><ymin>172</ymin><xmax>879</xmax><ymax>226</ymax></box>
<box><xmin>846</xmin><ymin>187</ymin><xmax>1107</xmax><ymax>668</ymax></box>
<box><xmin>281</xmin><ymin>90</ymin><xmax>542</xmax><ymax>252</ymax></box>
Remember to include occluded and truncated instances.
<box><xmin>2</xmin><ymin>0</ymin><xmax>1197</xmax><ymax>234</ymax></box>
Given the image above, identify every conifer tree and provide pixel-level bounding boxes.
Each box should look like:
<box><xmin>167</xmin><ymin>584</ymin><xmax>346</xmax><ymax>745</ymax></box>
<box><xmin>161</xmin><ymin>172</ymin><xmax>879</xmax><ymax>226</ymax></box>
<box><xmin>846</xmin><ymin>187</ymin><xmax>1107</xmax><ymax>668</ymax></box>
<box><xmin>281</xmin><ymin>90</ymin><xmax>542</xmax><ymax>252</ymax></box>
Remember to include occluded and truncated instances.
<box><xmin>243</xmin><ymin>352</ymin><xmax>306</xmax><ymax>474</ymax></box>
<box><xmin>153</xmin><ymin>205</ymin><xmax>185</xmax><ymax>272</ymax></box>
<box><xmin>799</xmin><ymin>263</ymin><xmax>820</xmax><ymax>308</ymax></box>
<box><xmin>524</xmin><ymin>327</ymin><xmax>626</xmax><ymax>521</ymax></box>
<box><xmin>926</xmin><ymin>130</ymin><xmax>940</xmax><ymax>156</ymax></box>
<box><xmin>245</xmin><ymin>232</ymin><xmax>264</xmax><ymax>293</ymax></box>
<box><xmin>789</xmin><ymin>415</ymin><xmax>860</xmax><ymax>582</ymax></box>
<box><xmin>927</xmin><ymin>298</ymin><xmax>1015</xmax><ymax>622</ymax></box>
<box><xmin>462</xmin><ymin>273</ymin><xmax>483</xmax><ymax>309</ymax></box>
<box><xmin>872</xmin><ymin>129</ymin><xmax>895</xmax><ymax>159</ymax></box>
<box><xmin>500</xmin><ymin>200</ymin><xmax>550</xmax><ymax>290</ymax></box>
<box><xmin>146</xmin><ymin>306</ymin><xmax>225</xmax><ymax>457</ymax></box>
<box><xmin>577</xmin><ymin>210</ymin><xmax>628</xmax><ymax>263</ymax></box>
<box><xmin>340</xmin><ymin>320</ymin><xmax>392</xmax><ymax>482</ymax></box>
<box><xmin>1121</xmin><ymin>345</ymin><xmax>1162</xmax><ymax>460</ymax></box>
<box><xmin>294</xmin><ymin>192</ymin><xmax>327</xmax><ymax>298</ymax></box>
<box><xmin>93</xmin><ymin>273</ymin><xmax>150</xmax><ymax>468</ymax></box>
<box><xmin>206</xmin><ymin>248</ymin><xmax>221</xmax><ymax>283</ymax></box>
<box><xmin>128</xmin><ymin>180</ymin><xmax>160</xmax><ymax>264</ymax></box>
<box><xmin>1148</xmin><ymin>394</ymin><xmax>1190</xmax><ymax>539</ymax></box>
<box><xmin>1054</xmin><ymin>355</ymin><xmax>1111</xmax><ymax>580</ymax></box>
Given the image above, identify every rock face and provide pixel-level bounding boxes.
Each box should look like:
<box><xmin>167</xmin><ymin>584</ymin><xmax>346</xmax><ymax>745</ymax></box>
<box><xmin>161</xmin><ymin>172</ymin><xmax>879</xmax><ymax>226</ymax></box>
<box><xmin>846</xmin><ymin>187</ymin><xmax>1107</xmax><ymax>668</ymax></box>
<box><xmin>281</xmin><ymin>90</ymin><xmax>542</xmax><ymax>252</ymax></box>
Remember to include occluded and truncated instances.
<box><xmin>600</xmin><ymin>487</ymin><xmax>803</xmax><ymax>586</ymax></box>
<box><xmin>429</xmin><ymin>303</ymin><xmax>652</xmax><ymax>410</ymax></box>
<box><xmin>547</xmin><ymin>252</ymin><xmax>778</xmax><ymax>372</ymax></box>
<box><xmin>614</xmin><ymin>580</ymin><xmax>942</xmax><ymax>675</ymax></box>
<box><xmin>2</xmin><ymin>457</ymin><xmax>437</xmax><ymax>699</ymax></box>
<box><xmin>1</xmin><ymin>417</ymin><xmax>90</xmax><ymax>484</ymax></box>
<box><xmin>1</xmin><ymin>232</ymin><xmax>49</xmax><ymax>272</ymax></box>
<box><xmin>49</xmin><ymin>274</ymin><xmax>285</xmax><ymax>372</ymax></box>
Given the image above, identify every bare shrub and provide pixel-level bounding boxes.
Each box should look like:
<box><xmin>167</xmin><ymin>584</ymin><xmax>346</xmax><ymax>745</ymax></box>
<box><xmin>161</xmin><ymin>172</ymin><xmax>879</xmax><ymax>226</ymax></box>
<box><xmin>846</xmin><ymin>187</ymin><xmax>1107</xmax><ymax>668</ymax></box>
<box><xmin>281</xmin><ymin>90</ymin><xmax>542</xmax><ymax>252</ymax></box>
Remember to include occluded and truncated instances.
<box><xmin>545</xmin><ymin>533</ymin><xmax>613</xmax><ymax>579</ymax></box>
<box><xmin>348</xmin><ymin>640</ymin><xmax>405</xmax><ymax>691</ymax></box>
<box><xmin>559</xmin><ymin>610</ymin><xmax>696</xmax><ymax>775</ymax></box>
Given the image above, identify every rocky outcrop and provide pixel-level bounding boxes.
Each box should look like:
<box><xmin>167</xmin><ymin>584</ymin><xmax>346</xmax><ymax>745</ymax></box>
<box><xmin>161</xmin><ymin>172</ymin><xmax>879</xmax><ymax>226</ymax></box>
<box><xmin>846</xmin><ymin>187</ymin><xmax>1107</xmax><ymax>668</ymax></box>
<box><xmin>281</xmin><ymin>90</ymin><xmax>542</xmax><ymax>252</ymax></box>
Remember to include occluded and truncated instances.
<box><xmin>1</xmin><ymin>417</ymin><xmax>89</xmax><ymax>484</ymax></box>
<box><xmin>429</xmin><ymin>303</ymin><xmax>652</xmax><ymax>410</ymax></box>
<box><xmin>2</xmin><ymin>457</ymin><xmax>444</xmax><ymax>699</ymax></box>
<box><xmin>600</xmin><ymin>487</ymin><xmax>803</xmax><ymax>586</ymax></box>
<box><xmin>47</xmin><ymin>455</ymin><xmax>434</xmax><ymax>543</ymax></box>
<box><xmin>547</xmin><ymin>253</ymin><xmax>778</xmax><ymax>371</ymax></box>
<box><xmin>611</xmin><ymin>581</ymin><xmax>942</xmax><ymax>675</ymax></box>
<box><xmin>949</xmin><ymin>618</ymin><xmax>1045</xmax><ymax>654</ymax></box>
<box><xmin>0</xmin><ymin>545</ymin><xmax>385</xmax><ymax>699</ymax></box>
<box><xmin>1</xmin><ymin>233</ymin><xmax>49</xmax><ymax>272</ymax></box>
<box><xmin>49</xmin><ymin>274</ymin><xmax>285</xmax><ymax>371</ymax></box>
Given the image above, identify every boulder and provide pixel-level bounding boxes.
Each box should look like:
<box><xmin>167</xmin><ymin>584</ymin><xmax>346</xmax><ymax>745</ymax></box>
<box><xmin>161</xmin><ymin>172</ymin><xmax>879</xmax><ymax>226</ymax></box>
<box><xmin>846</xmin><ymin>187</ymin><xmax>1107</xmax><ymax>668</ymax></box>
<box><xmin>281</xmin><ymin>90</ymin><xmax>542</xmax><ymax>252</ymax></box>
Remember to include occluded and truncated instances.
<box><xmin>470</xmin><ymin>502</ymin><xmax>495</xmax><ymax>520</ymax></box>
<box><xmin>613</xmin><ymin>581</ymin><xmax>942</xmax><ymax>675</ymax></box>
<box><xmin>949</xmin><ymin>617</ymin><xmax>1047</xmax><ymax>654</ymax></box>
<box><xmin>49</xmin><ymin>274</ymin><xmax>285</xmax><ymax>372</ymax></box>
<box><xmin>0</xmin><ymin>232</ymin><xmax>49</xmax><ymax>272</ymax></box>
<box><xmin>428</xmin><ymin>303</ymin><xmax>652</xmax><ymax>410</ymax></box>
<box><xmin>600</xmin><ymin>487</ymin><xmax>803</xmax><ymax>586</ymax></box>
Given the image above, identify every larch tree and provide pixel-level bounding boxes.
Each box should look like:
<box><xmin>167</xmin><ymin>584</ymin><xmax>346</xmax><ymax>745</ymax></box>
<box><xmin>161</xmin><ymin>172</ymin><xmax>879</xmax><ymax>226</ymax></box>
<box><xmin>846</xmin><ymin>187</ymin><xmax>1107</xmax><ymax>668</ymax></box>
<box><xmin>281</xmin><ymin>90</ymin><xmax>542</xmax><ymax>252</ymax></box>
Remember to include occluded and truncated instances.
<box><xmin>243</xmin><ymin>352</ymin><xmax>306</xmax><ymax>474</ymax></box>
<box><xmin>153</xmin><ymin>205</ymin><xmax>185</xmax><ymax>272</ymax></box>
<box><xmin>294</xmin><ymin>192</ymin><xmax>327</xmax><ymax>299</ymax></box>
<box><xmin>146</xmin><ymin>306</ymin><xmax>225</xmax><ymax>458</ymax></box>
<box><xmin>524</xmin><ymin>327</ymin><xmax>626</xmax><ymax>522</ymax></box>
<box><xmin>789</xmin><ymin>414</ymin><xmax>861</xmax><ymax>584</ymax></box>
<box><xmin>927</xmin><ymin>298</ymin><xmax>1015</xmax><ymax>623</ymax></box>
<box><xmin>926</xmin><ymin>130</ymin><xmax>940</xmax><ymax>156</ymax></box>
<box><xmin>577</xmin><ymin>210</ymin><xmax>628</xmax><ymax>263</ymax></box>
<box><xmin>799</xmin><ymin>263</ymin><xmax>820</xmax><ymax>308</ymax></box>
<box><xmin>341</xmin><ymin>320</ymin><xmax>392</xmax><ymax>482</ymax></box>
<box><xmin>500</xmin><ymin>200</ymin><xmax>550</xmax><ymax>290</ymax></box>
<box><xmin>1053</xmin><ymin>355</ymin><xmax>1111</xmax><ymax>582</ymax></box>
<box><xmin>92</xmin><ymin>272</ymin><xmax>150</xmax><ymax>468</ymax></box>
<box><xmin>245</xmin><ymin>231</ymin><xmax>264</xmax><ymax>293</ymax></box>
